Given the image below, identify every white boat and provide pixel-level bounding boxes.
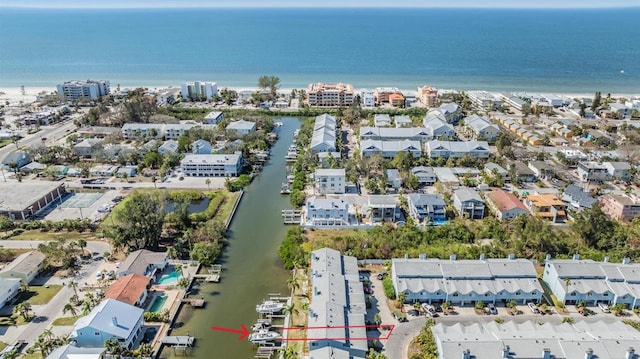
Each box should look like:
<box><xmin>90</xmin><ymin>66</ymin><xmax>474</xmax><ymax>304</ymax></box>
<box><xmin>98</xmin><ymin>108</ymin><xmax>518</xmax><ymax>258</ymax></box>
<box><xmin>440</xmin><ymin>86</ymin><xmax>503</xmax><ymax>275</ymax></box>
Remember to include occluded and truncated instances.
<box><xmin>256</xmin><ymin>300</ymin><xmax>285</xmax><ymax>314</ymax></box>
<box><xmin>248</xmin><ymin>329</ymin><xmax>281</xmax><ymax>344</ymax></box>
<box><xmin>251</xmin><ymin>319</ymin><xmax>272</xmax><ymax>331</ymax></box>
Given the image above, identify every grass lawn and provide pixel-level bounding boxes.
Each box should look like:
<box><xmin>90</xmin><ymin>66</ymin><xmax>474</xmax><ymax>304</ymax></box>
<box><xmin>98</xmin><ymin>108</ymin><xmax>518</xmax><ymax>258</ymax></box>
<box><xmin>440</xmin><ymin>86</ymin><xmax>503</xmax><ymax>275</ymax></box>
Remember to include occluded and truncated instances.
<box><xmin>214</xmin><ymin>191</ymin><xmax>241</xmax><ymax>223</ymax></box>
<box><xmin>0</xmin><ymin>140</ymin><xmax>10</xmax><ymax>148</ymax></box>
<box><xmin>18</xmin><ymin>285</ymin><xmax>63</xmax><ymax>305</ymax></box>
<box><xmin>0</xmin><ymin>314</ymin><xmax>31</xmax><ymax>326</ymax></box>
<box><xmin>22</xmin><ymin>353</ymin><xmax>42</xmax><ymax>359</ymax></box>
<box><xmin>52</xmin><ymin>316</ymin><xmax>78</xmax><ymax>326</ymax></box>
<box><xmin>0</xmin><ymin>341</ymin><xmax>7</xmax><ymax>351</ymax></box>
<box><xmin>8</xmin><ymin>229</ymin><xmax>98</xmax><ymax>241</ymax></box>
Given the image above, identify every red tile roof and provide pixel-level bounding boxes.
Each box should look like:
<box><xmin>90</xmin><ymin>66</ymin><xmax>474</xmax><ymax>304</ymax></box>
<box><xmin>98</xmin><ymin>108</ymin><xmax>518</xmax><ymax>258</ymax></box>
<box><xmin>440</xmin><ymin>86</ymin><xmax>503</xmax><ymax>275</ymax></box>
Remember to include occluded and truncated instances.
<box><xmin>104</xmin><ymin>273</ymin><xmax>150</xmax><ymax>306</ymax></box>
<box><xmin>487</xmin><ymin>189</ymin><xmax>528</xmax><ymax>212</ymax></box>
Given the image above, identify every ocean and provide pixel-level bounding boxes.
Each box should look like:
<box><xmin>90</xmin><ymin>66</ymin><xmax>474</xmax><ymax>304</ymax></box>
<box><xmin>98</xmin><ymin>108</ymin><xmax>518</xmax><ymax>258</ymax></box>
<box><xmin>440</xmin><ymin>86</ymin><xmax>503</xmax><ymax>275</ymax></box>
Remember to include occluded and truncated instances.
<box><xmin>0</xmin><ymin>7</ymin><xmax>639</xmax><ymax>92</ymax></box>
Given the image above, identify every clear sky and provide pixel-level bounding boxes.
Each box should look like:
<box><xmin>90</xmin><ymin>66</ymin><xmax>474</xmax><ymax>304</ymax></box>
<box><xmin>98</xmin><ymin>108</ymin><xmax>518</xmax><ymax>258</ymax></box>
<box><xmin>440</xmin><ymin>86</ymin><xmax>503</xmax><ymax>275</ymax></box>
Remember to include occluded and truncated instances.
<box><xmin>1</xmin><ymin>0</ymin><xmax>638</xmax><ymax>8</ymax></box>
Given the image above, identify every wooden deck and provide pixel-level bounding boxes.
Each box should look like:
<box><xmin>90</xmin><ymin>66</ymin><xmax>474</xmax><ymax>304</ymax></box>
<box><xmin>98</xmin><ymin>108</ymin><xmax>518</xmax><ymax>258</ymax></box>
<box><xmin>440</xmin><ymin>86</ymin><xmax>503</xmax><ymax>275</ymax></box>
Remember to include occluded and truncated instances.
<box><xmin>162</xmin><ymin>336</ymin><xmax>195</xmax><ymax>346</ymax></box>
<box><xmin>181</xmin><ymin>298</ymin><xmax>205</xmax><ymax>307</ymax></box>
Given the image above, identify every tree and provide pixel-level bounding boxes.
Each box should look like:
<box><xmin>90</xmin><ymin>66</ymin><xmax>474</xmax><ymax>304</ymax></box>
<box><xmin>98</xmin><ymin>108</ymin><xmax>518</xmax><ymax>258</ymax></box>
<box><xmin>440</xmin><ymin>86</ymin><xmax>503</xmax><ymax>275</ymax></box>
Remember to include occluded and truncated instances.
<box><xmin>68</xmin><ymin>280</ymin><xmax>79</xmax><ymax>299</ymax></box>
<box><xmin>63</xmin><ymin>303</ymin><xmax>78</xmax><ymax>317</ymax></box>
<box><xmin>475</xmin><ymin>300</ymin><xmax>485</xmax><ymax>310</ymax></box>
<box><xmin>258</xmin><ymin>75</ymin><xmax>280</xmax><ymax>96</ymax></box>
<box><xmin>283</xmin><ymin>303</ymin><xmax>299</xmax><ymax>318</ymax></box>
<box><xmin>374</xmin><ymin>313</ymin><xmax>382</xmax><ymax>324</ymax></box>
<box><xmin>13</xmin><ymin>301</ymin><xmax>33</xmax><ymax>321</ymax></box>
<box><xmin>189</xmin><ymin>242</ymin><xmax>222</xmax><ymax>266</ymax></box>
<box><xmin>76</xmin><ymin>239</ymin><xmax>87</xmax><ymax>256</ymax></box>
<box><xmin>111</xmin><ymin>191</ymin><xmax>165</xmax><ymax>250</ymax></box>
<box><xmin>571</xmin><ymin>204</ymin><xmax>616</xmax><ymax>249</ymax></box>
<box><xmin>287</xmin><ymin>278</ymin><xmax>300</xmax><ymax>293</ymax></box>
<box><xmin>205</xmin><ymin>178</ymin><xmax>211</xmax><ymax>190</ymax></box>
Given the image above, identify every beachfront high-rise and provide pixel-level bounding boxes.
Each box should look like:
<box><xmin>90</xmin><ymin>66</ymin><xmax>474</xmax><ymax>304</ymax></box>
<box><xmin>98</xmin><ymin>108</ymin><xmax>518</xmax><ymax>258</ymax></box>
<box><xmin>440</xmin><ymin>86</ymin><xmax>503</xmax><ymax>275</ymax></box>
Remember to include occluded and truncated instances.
<box><xmin>56</xmin><ymin>80</ymin><xmax>110</xmax><ymax>101</ymax></box>
<box><xmin>180</xmin><ymin>81</ymin><xmax>218</xmax><ymax>100</ymax></box>
<box><xmin>306</xmin><ymin>82</ymin><xmax>354</xmax><ymax>107</ymax></box>
<box><xmin>417</xmin><ymin>85</ymin><xmax>439</xmax><ymax>107</ymax></box>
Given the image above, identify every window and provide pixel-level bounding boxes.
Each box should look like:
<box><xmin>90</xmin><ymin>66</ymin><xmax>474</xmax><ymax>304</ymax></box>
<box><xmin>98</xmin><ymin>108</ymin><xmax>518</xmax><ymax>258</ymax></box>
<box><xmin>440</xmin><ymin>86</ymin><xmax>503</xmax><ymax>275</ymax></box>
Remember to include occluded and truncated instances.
<box><xmin>95</xmin><ymin>332</ymin><xmax>100</xmax><ymax>336</ymax></box>
<box><xmin>453</xmin><ymin>293</ymin><xmax>459</xmax><ymax>297</ymax></box>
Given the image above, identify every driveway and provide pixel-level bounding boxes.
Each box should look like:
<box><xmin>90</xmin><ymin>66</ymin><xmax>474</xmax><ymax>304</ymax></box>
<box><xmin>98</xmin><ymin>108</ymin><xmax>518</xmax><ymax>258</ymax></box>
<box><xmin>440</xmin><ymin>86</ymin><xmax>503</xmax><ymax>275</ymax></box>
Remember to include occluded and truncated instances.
<box><xmin>0</xmin><ymin>240</ymin><xmax>110</xmax><ymax>255</ymax></box>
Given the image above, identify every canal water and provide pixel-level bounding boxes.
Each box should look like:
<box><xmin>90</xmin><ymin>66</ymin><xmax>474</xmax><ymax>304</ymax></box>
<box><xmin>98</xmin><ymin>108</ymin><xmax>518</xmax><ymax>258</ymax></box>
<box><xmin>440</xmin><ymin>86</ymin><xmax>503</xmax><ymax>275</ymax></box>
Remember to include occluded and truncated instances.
<box><xmin>160</xmin><ymin>117</ymin><xmax>300</xmax><ymax>359</ymax></box>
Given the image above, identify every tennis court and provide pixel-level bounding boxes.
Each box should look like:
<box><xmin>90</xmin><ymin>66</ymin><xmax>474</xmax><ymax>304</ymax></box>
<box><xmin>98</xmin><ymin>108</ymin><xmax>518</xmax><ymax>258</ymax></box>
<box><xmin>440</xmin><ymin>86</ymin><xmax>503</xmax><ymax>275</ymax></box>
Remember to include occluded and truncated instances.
<box><xmin>60</xmin><ymin>192</ymin><xmax>104</xmax><ymax>208</ymax></box>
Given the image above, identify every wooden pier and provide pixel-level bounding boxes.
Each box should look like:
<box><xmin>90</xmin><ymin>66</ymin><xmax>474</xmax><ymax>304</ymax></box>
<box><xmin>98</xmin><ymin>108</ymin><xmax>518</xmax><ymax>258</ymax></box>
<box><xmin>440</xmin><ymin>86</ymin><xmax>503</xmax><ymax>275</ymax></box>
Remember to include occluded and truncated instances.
<box><xmin>193</xmin><ymin>265</ymin><xmax>222</xmax><ymax>282</ymax></box>
<box><xmin>254</xmin><ymin>344</ymin><xmax>282</xmax><ymax>358</ymax></box>
<box><xmin>181</xmin><ymin>298</ymin><xmax>205</xmax><ymax>307</ymax></box>
<box><xmin>282</xmin><ymin>210</ymin><xmax>302</xmax><ymax>224</ymax></box>
<box><xmin>162</xmin><ymin>336</ymin><xmax>195</xmax><ymax>346</ymax></box>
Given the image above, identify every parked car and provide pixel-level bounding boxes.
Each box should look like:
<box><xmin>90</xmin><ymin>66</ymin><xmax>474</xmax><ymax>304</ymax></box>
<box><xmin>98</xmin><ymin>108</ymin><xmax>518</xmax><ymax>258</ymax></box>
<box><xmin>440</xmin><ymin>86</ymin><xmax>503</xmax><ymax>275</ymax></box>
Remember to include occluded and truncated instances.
<box><xmin>422</xmin><ymin>304</ymin><xmax>439</xmax><ymax>317</ymax></box>
<box><xmin>597</xmin><ymin>302</ymin><xmax>610</xmax><ymax>313</ymax></box>
<box><xmin>488</xmin><ymin>303</ymin><xmax>498</xmax><ymax>315</ymax></box>
<box><xmin>96</xmin><ymin>272</ymin><xmax>104</xmax><ymax>280</ymax></box>
<box><xmin>528</xmin><ymin>302</ymin><xmax>539</xmax><ymax>314</ymax></box>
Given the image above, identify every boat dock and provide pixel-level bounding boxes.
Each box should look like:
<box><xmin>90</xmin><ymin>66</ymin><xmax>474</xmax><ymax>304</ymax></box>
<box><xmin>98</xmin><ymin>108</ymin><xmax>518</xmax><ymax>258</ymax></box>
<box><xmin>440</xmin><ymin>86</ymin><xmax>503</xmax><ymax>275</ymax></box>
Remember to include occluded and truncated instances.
<box><xmin>282</xmin><ymin>210</ymin><xmax>301</xmax><ymax>224</ymax></box>
<box><xmin>181</xmin><ymin>298</ymin><xmax>205</xmax><ymax>307</ymax></box>
<box><xmin>254</xmin><ymin>344</ymin><xmax>283</xmax><ymax>358</ymax></box>
<box><xmin>162</xmin><ymin>336</ymin><xmax>195</xmax><ymax>346</ymax></box>
<box><xmin>193</xmin><ymin>265</ymin><xmax>222</xmax><ymax>282</ymax></box>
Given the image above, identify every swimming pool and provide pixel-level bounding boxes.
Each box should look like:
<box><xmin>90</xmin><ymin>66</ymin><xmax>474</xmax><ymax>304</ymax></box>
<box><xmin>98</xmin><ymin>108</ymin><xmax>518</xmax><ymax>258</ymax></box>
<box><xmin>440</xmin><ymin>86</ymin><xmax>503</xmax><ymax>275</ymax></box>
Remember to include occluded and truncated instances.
<box><xmin>148</xmin><ymin>294</ymin><xmax>167</xmax><ymax>313</ymax></box>
<box><xmin>157</xmin><ymin>270</ymin><xmax>180</xmax><ymax>285</ymax></box>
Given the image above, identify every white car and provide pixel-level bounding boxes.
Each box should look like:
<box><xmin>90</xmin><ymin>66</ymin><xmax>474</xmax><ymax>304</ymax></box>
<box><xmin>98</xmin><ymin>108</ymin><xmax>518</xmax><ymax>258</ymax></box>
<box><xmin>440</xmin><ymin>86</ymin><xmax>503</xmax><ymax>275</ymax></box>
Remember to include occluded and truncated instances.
<box><xmin>95</xmin><ymin>272</ymin><xmax>104</xmax><ymax>280</ymax></box>
<box><xmin>597</xmin><ymin>303</ymin><xmax>610</xmax><ymax>313</ymax></box>
<box><xmin>528</xmin><ymin>302</ymin><xmax>539</xmax><ymax>314</ymax></box>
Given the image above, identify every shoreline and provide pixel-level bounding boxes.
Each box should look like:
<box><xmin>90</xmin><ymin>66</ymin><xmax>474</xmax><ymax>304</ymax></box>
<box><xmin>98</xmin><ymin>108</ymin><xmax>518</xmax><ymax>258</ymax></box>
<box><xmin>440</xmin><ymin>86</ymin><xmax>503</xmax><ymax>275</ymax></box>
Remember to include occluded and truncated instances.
<box><xmin>1</xmin><ymin>85</ymin><xmax>638</xmax><ymax>107</ymax></box>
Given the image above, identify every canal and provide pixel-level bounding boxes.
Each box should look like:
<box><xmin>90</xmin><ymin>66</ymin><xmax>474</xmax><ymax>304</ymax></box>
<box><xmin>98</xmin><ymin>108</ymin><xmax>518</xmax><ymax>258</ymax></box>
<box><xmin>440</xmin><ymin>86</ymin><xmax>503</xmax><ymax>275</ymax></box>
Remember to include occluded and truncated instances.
<box><xmin>160</xmin><ymin>117</ymin><xmax>300</xmax><ymax>359</ymax></box>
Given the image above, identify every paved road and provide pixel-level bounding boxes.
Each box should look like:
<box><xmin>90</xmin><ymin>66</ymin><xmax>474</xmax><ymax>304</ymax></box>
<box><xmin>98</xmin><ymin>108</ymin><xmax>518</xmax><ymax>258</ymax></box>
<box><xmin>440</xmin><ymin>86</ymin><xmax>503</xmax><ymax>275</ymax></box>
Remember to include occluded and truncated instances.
<box><xmin>0</xmin><ymin>240</ymin><xmax>110</xmax><ymax>255</ymax></box>
<box><xmin>0</xmin><ymin>120</ymin><xmax>77</xmax><ymax>160</ymax></box>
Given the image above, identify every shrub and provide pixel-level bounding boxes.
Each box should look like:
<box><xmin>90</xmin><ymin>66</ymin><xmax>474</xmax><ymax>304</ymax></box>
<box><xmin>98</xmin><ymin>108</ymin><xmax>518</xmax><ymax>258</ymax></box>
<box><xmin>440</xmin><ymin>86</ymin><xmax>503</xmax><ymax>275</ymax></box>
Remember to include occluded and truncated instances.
<box><xmin>382</xmin><ymin>277</ymin><xmax>396</xmax><ymax>300</ymax></box>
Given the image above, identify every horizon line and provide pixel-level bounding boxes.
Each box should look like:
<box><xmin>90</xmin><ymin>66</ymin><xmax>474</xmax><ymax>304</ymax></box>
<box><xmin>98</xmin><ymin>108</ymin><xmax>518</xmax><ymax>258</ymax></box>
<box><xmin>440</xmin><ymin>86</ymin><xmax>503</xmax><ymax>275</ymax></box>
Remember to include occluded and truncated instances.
<box><xmin>2</xmin><ymin>4</ymin><xmax>640</xmax><ymax>9</ymax></box>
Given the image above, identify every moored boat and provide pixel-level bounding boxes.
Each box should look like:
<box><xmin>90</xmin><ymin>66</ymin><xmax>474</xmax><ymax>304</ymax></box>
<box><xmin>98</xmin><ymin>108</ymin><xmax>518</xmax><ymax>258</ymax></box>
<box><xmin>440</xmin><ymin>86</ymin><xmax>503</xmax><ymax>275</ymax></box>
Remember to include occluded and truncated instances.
<box><xmin>255</xmin><ymin>300</ymin><xmax>285</xmax><ymax>314</ymax></box>
<box><xmin>248</xmin><ymin>329</ymin><xmax>281</xmax><ymax>344</ymax></box>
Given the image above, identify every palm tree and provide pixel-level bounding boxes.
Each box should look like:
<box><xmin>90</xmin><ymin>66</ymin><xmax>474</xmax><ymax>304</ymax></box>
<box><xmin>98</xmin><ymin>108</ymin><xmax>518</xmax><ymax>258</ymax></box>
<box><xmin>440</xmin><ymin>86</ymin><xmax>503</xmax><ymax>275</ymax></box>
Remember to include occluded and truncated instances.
<box><xmin>81</xmin><ymin>300</ymin><xmax>92</xmax><ymax>315</ymax></box>
<box><xmin>2</xmin><ymin>349</ymin><xmax>19</xmax><ymax>359</ymax></box>
<box><xmin>137</xmin><ymin>343</ymin><xmax>153</xmax><ymax>357</ymax></box>
<box><xmin>287</xmin><ymin>278</ymin><xmax>300</xmax><ymax>294</ymax></box>
<box><xmin>152</xmin><ymin>176</ymin><xmax>157</xmax><ymax>189</ymax></box>
<box><xmin>104</xmin><ymin>338</ymin><xmax>125</xmax><ymax>355</ymax></box>
<box><xmin>68</xmin><ymin>280</ymin><xmax>79</xmax><ymax>299</ymax></box>
<box><xmin>63</xmin><ymin>303</ymin><xmax>78</xmax><ymax>317</ymax></box>
<box><xmin>76</xmin><ymin>239</ymin><xmax>87</xmax><ymax>256</ymax></box>
<box><xmin>283</xmin><ymin>303</ymin><xmax>299</xmax><ymax>318</ymax></box>
<box><xmin>205</xmin><ymin>178</ymin><xmax>211</xmax><ymax>190</ymax></box>
<box><xmin>41</xmin><ymin>328</ymin><xmax>55</xmax><ymax>341</ymax></box>
<box><xmin>279</xmin><ymin>346</ymin><xmax>299</xmax><ymax>359</ymax></box>
<box><xmin>13</xmin><ymin>302</ymin><xmax>32</xmax><ymax>321</ymax></box>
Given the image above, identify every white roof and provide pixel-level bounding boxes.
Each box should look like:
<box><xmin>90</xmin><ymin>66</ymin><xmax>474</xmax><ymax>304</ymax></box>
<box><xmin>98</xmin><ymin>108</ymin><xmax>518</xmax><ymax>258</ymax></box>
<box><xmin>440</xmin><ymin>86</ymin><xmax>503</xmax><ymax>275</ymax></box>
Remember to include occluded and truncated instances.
<box><xmin>226</xmin><ymin>119</ymin><xmax>256</xmax><ymax>131</ymax></box>
<box><xmin>72</xmin><ymin>299</ymin><xmax>143</xmax><ymax>341</ymax></box>
<box><xmin>180</xmin><ymin>153</ymin><xmax>242</xmax><ymax>166</ymax></box>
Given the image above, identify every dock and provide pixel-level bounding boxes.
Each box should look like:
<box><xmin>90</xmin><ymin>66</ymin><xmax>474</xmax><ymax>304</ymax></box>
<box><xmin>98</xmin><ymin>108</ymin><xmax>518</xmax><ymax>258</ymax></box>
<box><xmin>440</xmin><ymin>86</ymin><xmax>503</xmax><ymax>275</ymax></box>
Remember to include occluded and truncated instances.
<box><xmin>162</xmin><ymin>336</ymin><xmax>195</xmax><ymax>346</ymax></box>
<box><xmin>193</xmin><ymin>264</ymin><xmax>222</xmax><ymax>282</ymax></box>
<box><xmin>181</xmin><ymin>298</ymin><xmax>205</xmax><ymax>307</ymax></box>
<box><xmin>282</xmin><ymin>210</ymin><xmax>302</xmax><ymax>224</ymax></box>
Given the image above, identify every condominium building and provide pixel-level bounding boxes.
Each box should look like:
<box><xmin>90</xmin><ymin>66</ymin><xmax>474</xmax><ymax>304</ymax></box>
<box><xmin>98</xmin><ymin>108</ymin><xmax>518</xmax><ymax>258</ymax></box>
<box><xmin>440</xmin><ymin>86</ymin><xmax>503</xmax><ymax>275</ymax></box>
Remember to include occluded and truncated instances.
<box><xmin>306</xmin><ymin>82</ymin><xmax>354</xmax><ymax>106</ymax></box>
<box><xmin>180</xmin><ymin>154</ymin><xmax>243</xmax><ymax>177</ymax></box>
<box><xmin>180</xmin><ymin>81</ymin><xmax>218</xmax><ymax>100</ymax></box>
<box><xmin>304</xmin><ymin>197</ymin><xmax>350</xmax><ymax>227</ymax></box>
<box><xmin>417</xmin><ymin>85</ymin><xmax>438</xmax><ymax>107</ymax></box>
<box><xmin>374</xmin><ymin>87</ymin><xmax>403</xmax><ymax>104</ymax></box>
<box><xmin>314</xmin><ymin>168</ymin><xmax>346</xmax><ymax>195</ymax></box>
<box><xmin>57</xmin><ymin>80</ymin><xmax>110</xmax><ymax>101</ymax></box>
<box><xmin>601</xmin><ymin>194</ymin><xmax>640</xmax><ymax>222</ymax></box>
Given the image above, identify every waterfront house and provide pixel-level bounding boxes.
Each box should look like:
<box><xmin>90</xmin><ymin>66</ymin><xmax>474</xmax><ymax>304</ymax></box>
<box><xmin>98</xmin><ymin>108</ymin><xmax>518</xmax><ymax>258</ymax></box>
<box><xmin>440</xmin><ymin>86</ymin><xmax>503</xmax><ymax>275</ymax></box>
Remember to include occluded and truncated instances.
<box><xmin>374</xmin><ymin>87</ymin><xmax>403</xmax><ymax>105</ymax></box>
<box><xmin>180</xmin><ymin>153</ymin><xmax>243</xmax><ymax>177</ymax></box>
<box><xmin>304</xmin><ymin>196</ymin><xmax>350</xmax><ymax>227</ymax></box>
<box><xmin>314</xmin><ymin>168</ymin><xmax>346</xmax><ymax>195</ymax></box>
<box><xmin>425</xmin><ymin>140</ymin><xmax>490</xmax><ymax>159</ymax></box>
<box><xmin>357</xmin><ymin>88</ymin><xmax>375</xmax><ymax>108</ymax></box>
<box><xmin>117</xmin><ymin>249</ymin><xmax>168</xmax><ymax>279</ymax></box>
<box><xmin>0</xmin><ymin>278</ymin><xmax>21</xmax><ymax>310</ymax></box>
<box><xmin>562</xmin><ymin>184</ymin><xmax>597</xmax><ymax>211</ymax></box>
<box><xmin>307</xmin><ymin>83</ymin><xmax>355</xmax><ymax>106</ymax></box>
<box><xmin>46</xmin><ymin>344</ymin><xmax>106</xmax><ymax>359</ymax></box>
<box><xmin>452</xmin><ymin>188</ymin><xmax>485</xmax><ymax>219</ymax></box>
<box><xmin>601</xmin><ymin>194</ymin><xmax>640</xmax><ymax>222</ymax></box>
<box><xmin>156</xmin><ymin>87</ymin><xmax>181</xmax><ymax>106</ymax></box>
<box><xmin>203</xmin><ymin>111</ymin><xmax>224</xmax><ymax>125</ymax></box>
<box><xmin>158</xmin><ymin>140</ymin><xmax>179</xmax><ymax>155</ymax></box>
<box><xmin>0</xmin><ymin>251</ymin><xmax>46</xmax><ymax>284</ymax></box>
<box><xmin>485</xmin><ymin>189</ymin><xmax>529</xmax><ymax>221</ymax></box>
<box><xmin>386</xmin><ymin>169</ymin><xmax>403</xmax><ymax>189</ymax></box>
<box><xmin>543</xmin><ymin>256</ymin><xmax>640</xmax><ymax>308</ymax></box>
<box><xmin>226</xmin><ymin>119</ymin><xmax>256</xmax><ymax>135</ymax></box>
<box><xmin>391</xmin><ymin>254</ymin><xmax>542</xmax><ymax>306</ymax></box>
<box><xmin>70</xmin><ymin>299</ymin><xmax>144</xmax><ymax>349</ymax></box>
<box><xmin>307</xmin><ymin>248</ymin><xmax>367</xmax><ymax>359</ymax></box>
<box><xmin>191</xmin><ymin>139</ymin><xmax>212</xmax><ymax>154</ymax></box>
<box><xmin>523</xmin><ymin>194</ymin><xmax>567</xmax><ymax>223</ymax></box>
<box><xmin>410</xmin><ymin>166</ymin><xmax>437</xmax><ymax>186</ymax></box>
<box><xmin>104</xmin><ymin>273</ymin><xmax>151</xmax><ymax>307</ymax></box>
<box><xmin>406</xmin><ymin>193</ymin><xmax>446</xmax><ymax>224</ymax></box>
<box><xmin>367</xmin><ymin>195</ymin><xmax>399</xmax><ymax>223</ymax></box>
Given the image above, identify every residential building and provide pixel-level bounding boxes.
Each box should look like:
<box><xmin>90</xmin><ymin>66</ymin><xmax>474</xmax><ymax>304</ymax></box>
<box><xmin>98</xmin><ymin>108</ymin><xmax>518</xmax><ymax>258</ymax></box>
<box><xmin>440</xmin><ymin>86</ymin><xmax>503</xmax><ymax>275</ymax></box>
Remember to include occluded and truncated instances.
<box><xmin>117</xmin><ymin>249</ymin><xmax>168</xmax><ymax>278</ymax></box>
<box><xmin>417</xmin><ymin>85</ymin><xmax>438</xmax><ymax>107</ymax></box>
<box><xmin>406</xmin><ymin>193</ymin><xmax>446</xmax><ymax>224</ymax></box>
<box><xmin>425</xmin><ymin>140</ymin><xmax>490</xmax><ymax>159</ymax></box>
<box><xmin>117</xmin><ymin>166</ymin><xmax>137</xmax><ymax>178</ymax></box>
<box><xmin>392</xmin><ymin>255</ymin><xmax>542</xmax><ymax>305</ymax></box>
<box><xmin>310</xmin><ymin>114</ymin><xmax>337</xmax><ymax>153</ymax></box>
<box><xmin>180</xmin><ymin>153</ymin><xmax>243</xmax><ymax>177</ymax></box>
<box><xmin>374</xmin><ymin>87</ymin><xmax>402</xmax><ymax>104</ymax></box>
<box><xmin>0</xmin><ymin>251</ymin><xmax>45</xmax><ymax>284</ymax></box>
<box><xmin>452</xmin><ymin>188</ymin><xmax>485</xmax><ymax>219</ymax></box>
<box><xmin>155</xmin><ymin>87</ymin><xmax>181</xmax><ymax>106</ymax></box>
<box><xmin>314</xmin><ymin>168</ymin><xmax>346</xmax><ymax>195</ymax></box>
<box><xmin>203</xmin><ymin>111</ymin><xmax>224</xmax><ymax>125</ymax></box>
<box><xmin>46</xmin><ymin>345</ymin><xmax>106</xmax><ymax>359</ymax></box>
<box><xmin>104</xmin><ymin>274</ymin><xmax>151</xmax><ymax>307</ymax></box>
<box><xmin>386</xmin><ymin>169</ymin><xmax>402</xmax><ymax>189</ymax></box>
<box><xmin>357</xmin><ymin>88</ymin><xmax>375</xmax><ymax>108</ymax></box>
<box><xmin>360</xmin><ymin>139</ymin><xmax>421</xmax><ymax>159</ymax></box>
<box><xmin>484</xmin><ymin>163</ymin><xmax>510</xmax><ymax>182</ymax></box>
<box><xmin>428</xmin><ymin>103</ymin><xmax>462</xmax><ymax>124</ymax></box>
<box><xmin>158</xmin><ymin>140</ymin><xmax>179</xmax><ymax>155</ymax></box>
<box><xmin>501</xmin><ymin>93</ymin><xmax>528</xmax><ymax>111</ymax></box>
<box><xmin>0</xmin><ymin>181</ymin><xmax>67</xmax><ymax>221</ymax></box>
<box><xmin>543</xmin><ymin>256</ymin><xmax>640</xmax><ymax>308</ymax></box>
<box><xmin>191</xmin><ymin>139</ymin><xmax>212</xmax><ymax>154</ymax></box>
<box><xmin>0</xmin><ymin>278</ymin><xmax>21</xmax><ymax>309</ymax></box>
<box><xmin>307</xmin><ymin>248</ymin><xmax>367</xmax><ymax>359</ymax></box>
<box><xmin>610</xmin><ymin>102</ymin><xmax>632</xmax><ymax>118</ymax></box>
<box><xmin>373</xmin><ymin>114</ymin><xmax>392</xmax><ymax>127</ymax></box>
<box><xmin>601</xmin><ymin>194</ymin><xmax>640</xmax><ymax>222</ymax></box>
<box><xmin>304</xmin><ymin>196</ymin><xmax>350</xmax><ymax>227</ymax></box>
<box><xmin>389</xmin><ymin>93</ymin><xmax>405</xmax><ymax>107</ymax></box>
<box><xmin>70</xmin><ymin>299</ymin><xmax>144</xmax><ymax>349</ymax></box>
<box><xmin>604</xmin><ymin>161</ymin><xmax>632</xmax><ymax>182</ymax></box>
<box><xmin>317</xmin><ymin>152</ymin><xmax>341</xmax><ymax>168</ymax></box>
<box><xmin>410</xmin><ymin>166</ymin><xmax>437</xmax><ymax>186</ymax></box>
<box><xmin>394</xmin><ymin>115</ymin><xmax>412</xmax><ymax>128</ymax></box>
<box><xmin>528</xmin><ymin>160</ymin><xmax>553</xmax><ymax>179</ymax></box>
<box><xmin>306</xmin><ymin>83</ymin><xmax>355</xmax><ymax>106</ymax></box>
<box><xmin>513</xmin><ymin>161</ymin><xmax>536</xmax><ymax>182</ymax></box>
<box><xmin>367</xmin><ymin>195</ymin><xmax>398</xmax><ymax>223</ymax></box>
<box><xmin>73</xmin><ymin>138</ymin><xmax>102</xmax><ymax>158</ymax></box>
<box><xmin>464</xmin><ymin>114</ymin><xmax>501</xmax><ymax>141</ymax></box>
<box><xmin>562</xmin><ymin>184</ymin><xmax>597</xmax><ymax>211</ymax></box>
<box><xmin>577</xmin><ymin>161</ymin><xmax>610</xmax><ymax>182</ymax></box>
<box><xmin>226</xmin><ymin>119</ymin><xmax>256</xmax><ymax>135</ymax></box>
<box><xmin>57</xmin><ymin>80</ymin><xmax>110</xmax><ymax>101</ymax></box>
<box><xmin>523</xmin><ymin>194</ymin><xmax>567</xmax><ymax>223</ymax></box>
<box><xmin>485</xmin><ymin>189</ymin><xmax>529</xmax><ymax>221</ymax></box>
<box><xmin>121</xmin><ymin>123</ymin><xmax>217</xmax><ymax>140</ymax></box>
<box><xmin>180</xmin><ymin>81</ymin><xmax>217</xmax><ymax>100</ymax></box>
<box><xmin>432</xmin><ymin>320</ymin><xmax>640</xmax><ymax>359</ymax></box>
<box><xmin>2</xmin><ymin>151</ymin><xmax>32</xmax><ymax>171</ymax></box>
<box><xmin>359</xmin><ymin>126</ymin><xmax>432</xmax><ymax>143</ymax></box>
<box><xmin>467</xmin><ymin>91</ymin><xmax>502</xmax><ymax>110</ymax></box>
<box><xmin>422</xmin><ymin>117</ymin><xmax>456</xmax><ymax>140</ymax></box>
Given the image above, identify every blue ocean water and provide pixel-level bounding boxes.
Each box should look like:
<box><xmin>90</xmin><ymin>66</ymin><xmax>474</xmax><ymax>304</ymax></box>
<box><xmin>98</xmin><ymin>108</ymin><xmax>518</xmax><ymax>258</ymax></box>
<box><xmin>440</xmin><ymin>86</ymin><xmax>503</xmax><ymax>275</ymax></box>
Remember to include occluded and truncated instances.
<box><xmin>0</xmin><ymin>7</ymin><xmax>638</xmax><ymax>92</ymax></box>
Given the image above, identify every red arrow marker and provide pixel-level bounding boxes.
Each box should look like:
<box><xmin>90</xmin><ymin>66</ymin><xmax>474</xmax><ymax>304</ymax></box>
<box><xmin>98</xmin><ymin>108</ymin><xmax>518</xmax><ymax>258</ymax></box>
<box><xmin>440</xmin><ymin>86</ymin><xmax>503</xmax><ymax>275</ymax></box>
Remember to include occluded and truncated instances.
<box><xmin>211</xmin><ymin>324</ymin><xmax>250</xmax><ymax>341</ymax></box>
